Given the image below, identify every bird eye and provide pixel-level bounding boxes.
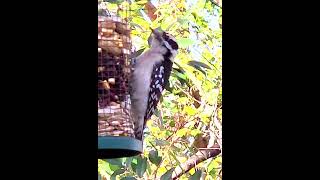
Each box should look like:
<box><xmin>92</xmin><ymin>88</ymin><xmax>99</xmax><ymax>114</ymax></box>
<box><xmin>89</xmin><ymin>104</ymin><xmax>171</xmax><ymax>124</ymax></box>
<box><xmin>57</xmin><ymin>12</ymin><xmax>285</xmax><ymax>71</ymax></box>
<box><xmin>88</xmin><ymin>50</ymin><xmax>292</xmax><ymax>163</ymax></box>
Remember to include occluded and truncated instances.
<box><xmin>162</xmin><ymin>33</ymin><xmax>169</xmax><ymax>41</ymax></box>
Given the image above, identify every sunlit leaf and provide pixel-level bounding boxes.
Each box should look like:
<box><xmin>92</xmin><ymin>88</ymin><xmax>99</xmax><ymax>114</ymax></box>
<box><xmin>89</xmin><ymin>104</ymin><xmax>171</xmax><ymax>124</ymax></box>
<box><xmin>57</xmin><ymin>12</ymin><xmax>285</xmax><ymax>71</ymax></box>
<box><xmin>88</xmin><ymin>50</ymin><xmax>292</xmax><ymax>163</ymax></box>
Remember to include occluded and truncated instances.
<box><xmin>184</xmin><ymin>106</ymin><xmax>197</xmax><ymax>116</ymax></box>
<box><xmin>136</xmin><ymin>0</ymin><xmax>148</xmax><ymax>5</ymax></box>
<box><xmin>150</xmin><ymin>126</ymin><xmax>161</xmax><ymax>134</ymax></box>
<box><xmin>176</xmin><ymin>96</ymin><xmax>188</xmax><ymax>104</ymax></box>
<box><xmin>158</xmin><ymin>166</ymin><xmax>167</xmax><ymax>174</ymax></box>
<box><xmin>161</xmin><ymin>16</ymin><xmax>177</xmax><ymax>30</ymax></box>
<box><xmin>176</xmin><ymin>128</ymin><xmax>189</xmax><ymax>137</ymax></box>
<box><xmin>216</xmin><ymin>156</ymin><xmax>222</xmax><ymax>164</ymax></box>
<box><xmin>98</xmin><ymin>159</ymin><xmax>112</xmax><ymax>176</ymax></box>
<box><xmin>177</xmin><ymin>17</ymin><xmax>189</xmax><ymax>25</ymax></box>
<box><xmin>191</xmin><ymin>129</ymin><xmax>202</xmax><ymax>136</ymax></box>
<box><xmin>207</xmin><ymin>157</ymin><xmax>220</xmax><ymax>177</ymax></box>
<box><xmin>132</xmin><ymin>17</ymin><xmax>149</xmax><ymax>28</ymax></box>
<box><xmin>189</xmin><ymin>167</ymin><xmax>195</xmax><ymax>175</ymax></box>
<box><xmin>176</xmin><ymin>38</ymin><xmax>195</xmax><ymax>48</ymax></box>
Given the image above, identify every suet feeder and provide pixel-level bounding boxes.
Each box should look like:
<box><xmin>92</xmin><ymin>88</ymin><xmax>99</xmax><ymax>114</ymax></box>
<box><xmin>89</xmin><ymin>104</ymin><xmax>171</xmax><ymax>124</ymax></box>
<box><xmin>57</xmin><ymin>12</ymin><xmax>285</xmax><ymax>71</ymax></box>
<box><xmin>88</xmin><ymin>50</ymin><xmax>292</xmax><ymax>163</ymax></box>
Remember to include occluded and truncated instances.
<box><xmin>98</xmin><ymin>0</ymin><xmax>142</xmax><ymax>159</ymax></box>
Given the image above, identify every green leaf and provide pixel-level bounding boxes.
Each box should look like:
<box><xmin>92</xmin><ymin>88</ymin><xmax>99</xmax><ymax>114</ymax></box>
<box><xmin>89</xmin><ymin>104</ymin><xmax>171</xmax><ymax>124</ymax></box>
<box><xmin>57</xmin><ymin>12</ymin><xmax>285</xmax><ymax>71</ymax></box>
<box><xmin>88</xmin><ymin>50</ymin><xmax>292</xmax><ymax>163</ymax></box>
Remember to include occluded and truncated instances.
<box><xmin>153</xmin><ymin>108</ymin><xmax>161</xmax><ymax>117</ymax></box>
<box><xmin>120</xmin><ymin>177</ymin><xmax>137</xmax><ymax>180</ymax></box>
<box><xmin>207</xmin><ymin>159</ymin><xmax>216</xmax><ymax>176</ymax></box>
<box><xmin>209</xmin><ymin>167</ymin><xmax>216</xmax><ymax>176</ymax></box>
<box><xmin>104</xmin><ymin>0</ymin><xmax>125</xmax><ymax>4</ymax></box>
<box><xmin>176</xmin><ymin>38</ymin><xmax>195</xmax><ymax>48</ymax></box>
<box><xmin>131</xmin><ymin>157</ymin><xmax>138</xmax><ymax>172</ymax></box>
<box><xmin>132</xmin><ymin>157</ymin><xmax>138</xmax><ymax>164</ymax></box>
<box><xmin>174</xmin><ymin>62</ymin><xmax>187</xmax><ymax>74</ymax></box>
<box><xmin>189</xmin><ymin>170</ymin><xmax>202</xmax><ymax>180</ymax></box>
<box><xmin>155</xmin><ymin>139</ymin><xmax>170</xmax><ymax>146</ymax></box>
<box><xmin>169</xmin><ymin>120</ymin><xmax>175</xmax><ymax>127</ymax></box>
<box><xmin>136</xmin><ymin>157</ymin><xmax>147</xmax><ymax>177</ymax></box>
<box><xmin>125</xmin><ymin>157</ymin><xmax>133</xmax><ymax>168</ymax></box>
<box><xmin>174</xmin><ymin>72</ymin><xmax>187</xmax><ymax>81</ymax></box>
<box><xmin>187</xmin><ymin>61</ymin><xmax>212</xmax><ymax>70</ymax></box>
<box><xmin>110</xmin><ymin>168</ymin><xmax>126</xmax><ymax>180</ymax></box>
<box><xmin>107</xmin><ymin>158</ymin><xmax>123</xmax><ymax>166</ymax></box>
<box><xmin>160</xmin><ymin>168</ymin><xmax>175</xmax><ymax>180</ymax></box>
<box><xmin>129</xmin><ymin>48</ymin><xmax>145</xmax><ymax>59</ymax></box>
<box><xmin>149</xmin><ymin>150</ymin><xmax>162</xmax><ymax>166</ymax></box>
<box><xmin>172</xmin><ymin>69</ymin><xmax>188</xmax><ymax>85</ymax></box>
<box><xmin>174</xmin><ymin>71</ymin><xmax>187</xmax><ymax>80</ymax></box>
<box><xmin>109</xmin><ymin>164</ymin><xmax>120</xmax><ymax>172</ymax></box>
<box><xmin>103</xmin><ymin>163</ymin><xmax>115</xmax><ymax>175</ymax></box>
<box><xmin>147</xmin><ymin>160</ymin><xmax>152</xmax><ymax>174</ymax></box>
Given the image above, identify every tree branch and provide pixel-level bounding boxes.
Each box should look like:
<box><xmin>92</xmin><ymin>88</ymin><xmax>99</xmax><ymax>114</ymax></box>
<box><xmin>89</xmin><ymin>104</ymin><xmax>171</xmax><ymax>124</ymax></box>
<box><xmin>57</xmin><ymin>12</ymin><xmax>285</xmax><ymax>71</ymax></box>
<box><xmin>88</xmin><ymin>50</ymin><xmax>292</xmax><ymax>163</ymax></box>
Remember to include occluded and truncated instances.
<box><xmin>172</xmin><ymin>144</ymin><xmax>221</xmax><ymax>179</ymax></box>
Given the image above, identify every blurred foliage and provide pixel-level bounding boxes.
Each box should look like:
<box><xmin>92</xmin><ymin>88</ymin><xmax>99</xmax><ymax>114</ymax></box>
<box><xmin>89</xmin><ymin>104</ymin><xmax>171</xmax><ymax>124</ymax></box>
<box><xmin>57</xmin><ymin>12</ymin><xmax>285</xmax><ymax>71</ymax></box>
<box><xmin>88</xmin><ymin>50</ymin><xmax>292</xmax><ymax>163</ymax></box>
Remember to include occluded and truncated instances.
<box><xmin>99</xmin><ymin>0</ymin><xmax>222</xmax><ymax>179</ymax></box>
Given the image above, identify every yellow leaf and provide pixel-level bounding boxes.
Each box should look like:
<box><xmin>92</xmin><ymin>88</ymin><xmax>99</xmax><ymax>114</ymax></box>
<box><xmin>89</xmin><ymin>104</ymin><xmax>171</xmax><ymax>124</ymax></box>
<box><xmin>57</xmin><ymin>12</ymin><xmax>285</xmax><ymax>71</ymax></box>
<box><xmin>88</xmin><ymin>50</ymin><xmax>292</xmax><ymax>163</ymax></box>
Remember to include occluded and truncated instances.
<box><xmin>191</xmin><ymin>129</ymin><xmax>202</xmax><ymax>136</ymax></box>
<box><xmin>176</xmin><ymin>128</ymin><xmax>188</xmax><ymax>137</ymax></box>
<box><xmin>177</xmin><ymin>156</ymin><xmax>188</xmax><ymax>163</ymax></box>
<box><xmin>189</xmin><ymin>167</ymin><xmax>195</xmax><ymax>175</ymax></box>
<box><xmin>200</xmin><ymin>115</ymin><xmax>210</xmax><ymax>124</ymax></box>
<box><xmin>184</xmin><ymin>106</ymin><xmax>197</xmax><ymax>115</ymax></box>
<box><xmin>159</xmin><ymin>130</ymin><xmax>167</xmax><ymax>139</ymax></box>
<box><xmin>146</xmin><ymin>120</ymin><xmax>153</xmax><ymax>128</ymax></box>
<box><xmin>150</xmin><ymin>126</ymin><xmax>160</xmax><ymax>135</ymax></box>
<box><xmin>158</xmin><ymin>166</ymin><xmax>167</xmax><ymax>174</ymax></box>
<box><xmin>215</xmin><ymin>156</ymin><xmax>222</xmax><ymax>163</ymax></box>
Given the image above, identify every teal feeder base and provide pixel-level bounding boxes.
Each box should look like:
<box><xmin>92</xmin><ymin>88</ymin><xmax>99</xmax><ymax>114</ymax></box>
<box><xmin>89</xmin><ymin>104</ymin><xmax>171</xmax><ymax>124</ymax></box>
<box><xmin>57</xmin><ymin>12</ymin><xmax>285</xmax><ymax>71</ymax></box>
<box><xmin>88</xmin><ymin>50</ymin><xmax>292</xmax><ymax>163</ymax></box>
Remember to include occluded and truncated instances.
<box><xmin>98</xmin><ymin>136</ymin><xmax>142</xmax><ymax>159</ymax></box>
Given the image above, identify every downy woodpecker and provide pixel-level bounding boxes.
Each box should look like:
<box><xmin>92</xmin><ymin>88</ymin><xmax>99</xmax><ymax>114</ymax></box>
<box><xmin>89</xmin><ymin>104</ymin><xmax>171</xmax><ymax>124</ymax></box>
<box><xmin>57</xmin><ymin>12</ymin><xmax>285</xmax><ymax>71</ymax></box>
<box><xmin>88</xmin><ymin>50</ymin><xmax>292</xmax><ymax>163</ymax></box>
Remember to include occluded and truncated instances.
<box><xmin>130</xmin><ymin>27</ymin><xmax>179</xmax><ymax>140</ymax></box>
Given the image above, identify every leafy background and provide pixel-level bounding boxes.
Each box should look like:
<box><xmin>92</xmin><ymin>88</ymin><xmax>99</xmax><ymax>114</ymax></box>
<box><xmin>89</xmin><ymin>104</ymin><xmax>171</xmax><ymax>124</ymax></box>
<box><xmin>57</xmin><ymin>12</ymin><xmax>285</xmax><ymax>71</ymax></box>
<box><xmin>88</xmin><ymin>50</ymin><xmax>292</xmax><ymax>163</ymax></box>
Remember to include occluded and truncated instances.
<box><xmin>98</xmin><ymin>0</ymin><xmax>222</xmax><ymax>179</ymax></box>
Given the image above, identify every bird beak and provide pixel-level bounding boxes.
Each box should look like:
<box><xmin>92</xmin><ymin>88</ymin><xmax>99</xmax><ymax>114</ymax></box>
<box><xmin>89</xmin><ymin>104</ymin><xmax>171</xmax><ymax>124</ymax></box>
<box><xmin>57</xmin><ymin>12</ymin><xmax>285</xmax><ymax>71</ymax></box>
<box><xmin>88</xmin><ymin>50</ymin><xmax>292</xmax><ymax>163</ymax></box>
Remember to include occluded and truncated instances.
<box><xmin>150</xmin><ymin>27</ymin><xmax>162</xmax><ymax>38</ymax></box>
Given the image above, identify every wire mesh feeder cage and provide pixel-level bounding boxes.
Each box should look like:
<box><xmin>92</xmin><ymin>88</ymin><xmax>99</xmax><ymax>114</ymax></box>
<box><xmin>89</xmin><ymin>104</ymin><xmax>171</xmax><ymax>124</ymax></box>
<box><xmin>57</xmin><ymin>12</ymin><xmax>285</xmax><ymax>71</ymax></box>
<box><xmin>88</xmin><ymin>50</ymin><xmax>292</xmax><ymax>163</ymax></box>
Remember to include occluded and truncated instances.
<box><xmin>98</xmin><ymin>0</ymin><xmax>142</xmax><ymax>159</ymax></box>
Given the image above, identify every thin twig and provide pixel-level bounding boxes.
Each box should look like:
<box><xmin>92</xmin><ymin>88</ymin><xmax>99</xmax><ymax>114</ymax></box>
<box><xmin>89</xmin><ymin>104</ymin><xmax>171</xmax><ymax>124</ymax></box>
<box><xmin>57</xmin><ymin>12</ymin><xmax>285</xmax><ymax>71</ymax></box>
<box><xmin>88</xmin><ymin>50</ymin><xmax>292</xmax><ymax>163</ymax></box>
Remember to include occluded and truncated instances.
<box><xmin>174</xmin><ymin>84</ymin><xmax>202</xmax><ymax>105</ymax></box>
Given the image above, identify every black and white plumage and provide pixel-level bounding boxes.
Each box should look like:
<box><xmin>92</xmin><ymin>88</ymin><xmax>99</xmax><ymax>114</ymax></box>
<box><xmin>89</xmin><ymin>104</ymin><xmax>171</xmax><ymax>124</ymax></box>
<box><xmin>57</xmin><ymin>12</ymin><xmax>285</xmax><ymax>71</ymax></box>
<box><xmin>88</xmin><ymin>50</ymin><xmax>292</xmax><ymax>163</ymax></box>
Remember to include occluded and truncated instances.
<box><xmin>130</xmin><ymin>27</ymin><xmax>179</xmax><ymax>140</ymax></box>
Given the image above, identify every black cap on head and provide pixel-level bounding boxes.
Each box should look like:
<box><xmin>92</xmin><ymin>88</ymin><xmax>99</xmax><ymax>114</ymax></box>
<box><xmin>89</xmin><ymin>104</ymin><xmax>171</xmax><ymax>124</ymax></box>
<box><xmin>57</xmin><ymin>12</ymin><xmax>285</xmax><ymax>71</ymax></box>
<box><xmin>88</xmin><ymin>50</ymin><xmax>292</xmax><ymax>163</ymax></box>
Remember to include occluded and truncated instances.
<box><xmin>148</xmin><ymin>27</ymin><xmax>179</xmax><ymax>50</ymax></box>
